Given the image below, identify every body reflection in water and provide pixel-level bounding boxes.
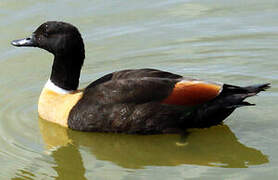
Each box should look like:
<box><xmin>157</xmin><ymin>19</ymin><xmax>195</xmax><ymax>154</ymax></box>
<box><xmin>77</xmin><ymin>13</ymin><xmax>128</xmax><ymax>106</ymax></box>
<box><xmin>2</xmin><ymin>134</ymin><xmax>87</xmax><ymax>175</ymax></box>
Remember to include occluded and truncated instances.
<box><xmin>38</xmin><ymin>118</ymin><xmax>268</xmax><ymax>178</ymax></box>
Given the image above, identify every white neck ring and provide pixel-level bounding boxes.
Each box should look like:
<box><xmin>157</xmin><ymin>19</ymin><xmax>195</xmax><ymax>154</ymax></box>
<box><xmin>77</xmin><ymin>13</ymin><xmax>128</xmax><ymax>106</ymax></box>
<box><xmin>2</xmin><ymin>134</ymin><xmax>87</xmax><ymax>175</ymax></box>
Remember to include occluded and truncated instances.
<box><xmin>44</xmin><ymin>79</ymin><xmax>73</xmax><ymax>94</ymax></box>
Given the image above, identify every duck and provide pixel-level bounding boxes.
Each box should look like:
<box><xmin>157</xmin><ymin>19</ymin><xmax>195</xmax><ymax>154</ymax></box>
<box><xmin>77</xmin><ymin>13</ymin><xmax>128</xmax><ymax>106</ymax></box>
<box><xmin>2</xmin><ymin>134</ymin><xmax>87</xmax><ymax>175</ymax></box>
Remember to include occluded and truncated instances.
<box><xmin>11</xmin><ymin>21</ymin><xmax>270</xmax><ymax>134</ymax></box>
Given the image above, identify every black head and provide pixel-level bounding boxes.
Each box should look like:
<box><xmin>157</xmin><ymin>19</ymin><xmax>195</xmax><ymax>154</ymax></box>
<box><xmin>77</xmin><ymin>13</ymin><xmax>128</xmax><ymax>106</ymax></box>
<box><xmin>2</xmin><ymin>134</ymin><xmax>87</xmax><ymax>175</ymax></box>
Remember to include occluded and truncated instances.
<box><xmin>12</xmin><ymin>21</ymin><xmax>84</xmax><ymax>56</ymax></box>
<box><xmin>11</xmin><ymin>21</ymin><xmax>85</xmax><ymax>90</ymax></box>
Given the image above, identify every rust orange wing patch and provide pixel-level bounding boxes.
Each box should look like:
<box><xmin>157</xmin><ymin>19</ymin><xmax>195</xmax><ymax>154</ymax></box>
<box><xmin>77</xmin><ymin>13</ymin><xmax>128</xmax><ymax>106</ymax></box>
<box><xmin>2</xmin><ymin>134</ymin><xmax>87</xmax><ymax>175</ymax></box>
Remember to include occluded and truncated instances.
<box><xmin>162</xmin><ymin>80</ymin><xmax>222</xmax><ymax>106</ymax></box>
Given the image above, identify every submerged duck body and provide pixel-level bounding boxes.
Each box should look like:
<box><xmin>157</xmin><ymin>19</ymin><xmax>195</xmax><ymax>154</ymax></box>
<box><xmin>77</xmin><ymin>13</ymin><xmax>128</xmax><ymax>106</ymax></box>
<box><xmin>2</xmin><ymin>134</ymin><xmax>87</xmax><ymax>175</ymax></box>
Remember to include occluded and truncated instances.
<box><xmin>11</xmin><ymin>21</ymin><xmax>270</xmax><ymax>134</ymax></box>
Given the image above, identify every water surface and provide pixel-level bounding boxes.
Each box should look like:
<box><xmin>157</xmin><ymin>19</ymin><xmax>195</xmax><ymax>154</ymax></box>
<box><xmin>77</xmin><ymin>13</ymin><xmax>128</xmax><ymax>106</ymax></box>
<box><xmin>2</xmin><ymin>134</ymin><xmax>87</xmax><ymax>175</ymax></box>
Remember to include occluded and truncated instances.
<box><xmin>0</xmin><ymin>0</ymin><xmax>278</xmax><ymax>179</ymax></box>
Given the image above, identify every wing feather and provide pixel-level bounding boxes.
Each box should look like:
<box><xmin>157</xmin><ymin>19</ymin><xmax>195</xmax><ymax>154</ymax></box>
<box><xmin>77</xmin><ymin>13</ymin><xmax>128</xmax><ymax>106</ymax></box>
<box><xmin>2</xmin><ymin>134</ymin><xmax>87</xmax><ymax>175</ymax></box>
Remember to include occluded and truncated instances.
<box><xmin>162</xmin><ymin>80</ymin><xmax>222</xmax><ymax>106</ymax></box>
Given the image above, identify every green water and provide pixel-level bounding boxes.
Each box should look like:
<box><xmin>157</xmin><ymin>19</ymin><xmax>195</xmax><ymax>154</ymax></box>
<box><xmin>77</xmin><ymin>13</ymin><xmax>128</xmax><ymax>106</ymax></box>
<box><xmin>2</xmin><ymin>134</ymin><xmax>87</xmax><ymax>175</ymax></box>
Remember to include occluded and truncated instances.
<box><xmin>1</xmin><ymin>0</ymin><xmax>278</xmax><ymax>179</ymax></box>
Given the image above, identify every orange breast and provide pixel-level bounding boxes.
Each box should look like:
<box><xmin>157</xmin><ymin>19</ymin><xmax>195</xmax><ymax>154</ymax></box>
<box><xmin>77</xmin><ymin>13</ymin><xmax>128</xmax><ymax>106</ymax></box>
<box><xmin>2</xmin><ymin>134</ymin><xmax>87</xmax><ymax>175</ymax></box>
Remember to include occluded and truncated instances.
<box><xmin>38</xmin><ymin>88</ymin><xmax>83</xmax><ymax>127</ymax></box>
<box><xmin>162</xmin><ymin>80</ymin><xmax>222</xmax><ymax>106</ymax></box>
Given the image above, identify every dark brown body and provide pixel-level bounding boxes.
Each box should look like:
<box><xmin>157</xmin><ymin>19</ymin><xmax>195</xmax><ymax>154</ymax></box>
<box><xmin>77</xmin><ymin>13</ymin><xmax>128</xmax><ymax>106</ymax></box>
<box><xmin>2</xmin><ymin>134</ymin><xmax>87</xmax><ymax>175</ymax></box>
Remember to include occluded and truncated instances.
<box><xmin>68</xmin><ymin>69</ymin><xmax>269</xmax><ymax>134</ymax></box>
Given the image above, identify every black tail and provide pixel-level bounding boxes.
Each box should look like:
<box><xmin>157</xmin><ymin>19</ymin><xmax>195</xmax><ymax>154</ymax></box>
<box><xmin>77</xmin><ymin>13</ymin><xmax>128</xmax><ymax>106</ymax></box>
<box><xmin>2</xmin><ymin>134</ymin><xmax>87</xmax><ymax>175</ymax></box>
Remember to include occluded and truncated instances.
<box><xmin>244</xmin><ymin>83</ymin><xmax>271</xmax><ymax>93</ymax></box>
<box><xmin>221</xmin><ymin>83</ymin><xmax>271</xmax><ymax>95</ymax></box>
<box><xmin>190</xmin><ymin>83</ymin><xmax>271</xmax><ymax>128</ymax></box>
<box><xmin>221</xmin><ymin>83</ymin><xmax>271</xmax><ymax>108</ymax></box>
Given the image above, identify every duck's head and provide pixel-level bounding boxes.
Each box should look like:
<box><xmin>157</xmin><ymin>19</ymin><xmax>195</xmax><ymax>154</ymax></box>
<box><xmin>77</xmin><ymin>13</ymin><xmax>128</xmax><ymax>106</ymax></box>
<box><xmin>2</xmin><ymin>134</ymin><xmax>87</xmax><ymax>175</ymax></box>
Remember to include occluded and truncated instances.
<box><xmin>11</xmin><ymin>21</ymin><xmax>85</xmax><ymax>91</ymax></box>
<box><xmin>12</xmin><ymin>21</ymin><xmax>84</xmax><ymax>56</ymax></box>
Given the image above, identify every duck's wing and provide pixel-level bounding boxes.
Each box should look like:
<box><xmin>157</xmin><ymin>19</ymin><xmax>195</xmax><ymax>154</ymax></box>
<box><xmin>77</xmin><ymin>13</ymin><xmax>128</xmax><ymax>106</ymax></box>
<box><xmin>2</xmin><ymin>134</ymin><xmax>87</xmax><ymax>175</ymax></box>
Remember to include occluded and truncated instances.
<box><xmin>83</xmin><ymin>76</ymin><xmax>222</xmax><ymax>106</ymax></box>
<box><xmin>69</xmin><ymin>77</ymin><xmax>222</xmax><ymax>132</ymax></box>
<box><xmin>111</xmin><ymin>68</ymin><xmax>182</xmax><ymax>80</ymax></box>
<box><xmin>85</xmin><ymin>68</ymin><xmax>182</xmax><ymax>89</ymax></box>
